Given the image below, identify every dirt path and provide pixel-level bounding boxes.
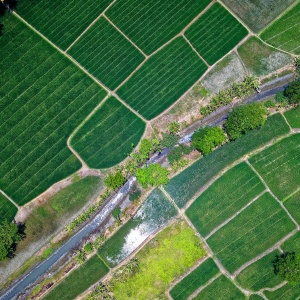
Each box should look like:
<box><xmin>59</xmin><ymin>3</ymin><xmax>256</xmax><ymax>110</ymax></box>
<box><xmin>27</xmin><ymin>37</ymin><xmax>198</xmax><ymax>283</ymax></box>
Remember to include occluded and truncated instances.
<box><xmin>0</xmin><ymin>190</ymin><xmax>19</xmax><ymax>209</ymax></box>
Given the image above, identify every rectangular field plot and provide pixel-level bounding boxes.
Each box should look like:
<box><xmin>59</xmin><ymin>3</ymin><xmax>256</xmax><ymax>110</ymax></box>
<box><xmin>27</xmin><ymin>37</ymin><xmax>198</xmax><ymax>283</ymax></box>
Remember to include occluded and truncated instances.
<box><xmin>68</xmin><ymin>17</ymin><xmax>144</xmax><ymax>90</ymax></box>
<box><xmin>261</xmin><ymin>3</ymin><xmax>300</xmax><ymax>55</ymax></box>
<box><xmin>185</xmin><ymin>3</ymin><xmax>248</xmax><ymax>65</ymax></box>
<box><xmin>170</xmin><ymin>258</ymin><xmax>220</xmax><ymax>300</ymax></box>
<box><xmin>264</xmin><ymin>282</ymin><xmax>300</xmax><ymax>300</ymax></box>
<box><xmin>284</xmin><ymin>189</ymin><xmax>300</xmax><ymax>224</ymax></box>
<box><xmin>193</xmin><ymin>275</ymin><xmax>246</xmax><ymax>300</ymax></box>
<box><xmin>236</xmin><ymin>250</ymin><xmax>283</xmax><ymax>291</ymax></box>
<box><xmin>207</xmin><ymin>193</ymin><xmax>296</xmax><ymax>273</ymax></box>
<box><xmin>70</xmin><ymin>97</ymin><xmax>145</xmax><ymax>169</ymax></box>
<box><xmin>106</xmin><ymin>0</ymin><xmax>211</xmax><ymax>55</ymax></box>
<box><xmin>281</xmin><ymin>231</ymin><xmax>300</xmax><ymax>252</ymax></box>
<box><xmin>0</xmin><ymin>15</ymin><xmax>107</xmax><ymax>205</ymax></box>
<box><xmin>0</xmin><ymin>194</ymin><xmax>17</xmax><ymax>223</ymax></box>
<box><xmin>117</xmin><ymin>37</ymin><xmax>207</xmax><ymax>120</ymax></box>
<box><xmin>165</xmin><ymin>113</ymin><xmax>290</xmax><ymax>208</ymax></box>
<box><xmin>16</xmin><ymin>0</ymin><xmax>112</xmax><ymax>50</ymax></box>
<box><xmin>284</xmin><ymin>106</ymin><xmax>300</xmax><ymax>128</ymax></box>
<box><xmin>249</xmin><ymin>134</ymin><xmax>300</xmax><ymax>201</ymax></box>
<box><xmin>222</xmin><ymin>0</ymin><xmax>295</xmax><ymax>33</ymax></box>
<box><xmin>43</xmin><ymin>254</ymin><xmax>109</xmax><ymax>300</ymax></box>
<box><xmin>186</xmin><ymin>162</ymin><xmax>265</xmax><ymax>237</ymax></box>
<box><xmin>98</xmin><ymin>188</ymin><xmax>177</xmax><ymax>267</ymax></box>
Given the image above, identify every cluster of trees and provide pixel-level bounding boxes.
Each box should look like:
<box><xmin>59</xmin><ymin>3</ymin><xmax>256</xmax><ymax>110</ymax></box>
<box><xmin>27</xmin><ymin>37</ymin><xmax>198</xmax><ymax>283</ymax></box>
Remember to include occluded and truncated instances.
<box><xmin>285</xmin><ymin>80</ymin><xmax>300</xmax><ymax>105</ymax></box>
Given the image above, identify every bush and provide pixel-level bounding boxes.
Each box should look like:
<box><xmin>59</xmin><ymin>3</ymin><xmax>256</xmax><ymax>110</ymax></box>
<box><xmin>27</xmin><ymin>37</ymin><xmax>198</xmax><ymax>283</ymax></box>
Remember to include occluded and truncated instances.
<box><xmin>161</xmin><ymin>133</ymin><xmax>179</xmax><ymax>148</ymax></box>
<box><xmin>112</xmin><ymin>207</ymin><xmax>121</xmax><ymax>220</ymax></box>
<box><xmin>168</xmin><ymin>122</ymin><xmax>180</xmax><ymax>134</ymax></box>
<box><xmin>129</xmin><ymin>189</ymin><xmax>141</xmax><ymax>202</ymax></box>
<box><xmin>264</xmin><ymin>100</ymin><xmax>276</xmax><ymax>108</ymax></box>
<box><xmin>191</xmin><ymin>126</ymin><xmax>226</xmax><ymax>155</ymax></box>
<box><xmin>136</xmin><ymin>164</ymin><xmax>169</xmax><ymax>188</ymax></box>
<box><xmin>225</xmin><ymin>103</ymin><xmax>267</xmax><ymax>140</ymax></box>
<box><xmin>104</xmin><ymin>171</ymin><xmax>126</xmax><ymax>190</ymax></box>
<box><xmin>84</xmin><ymin>243</ymin><xmax>93</xmax><ymax>254</ymax></box>
<box><xmin>285</xmin><ymin>80</ymin><xmax>300</xmax><ymax>104</ymax></box>
<box><xmin>168</xmin><ymin>145</ymin><xmax>191</xmax><ymax>166</ymax></box>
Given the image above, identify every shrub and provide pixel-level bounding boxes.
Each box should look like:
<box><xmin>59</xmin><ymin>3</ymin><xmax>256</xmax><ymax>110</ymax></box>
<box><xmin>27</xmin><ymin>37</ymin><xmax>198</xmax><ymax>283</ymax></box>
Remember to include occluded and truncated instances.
<box><xmin>104</xmin><ymin>171</ymin><xmax>126</xmax><ymax>190</ymax></box>
<box><xmin>84</xmin><ymin>243</ymin><xmax>93</xmax><ymax>254</ymax></box>
<box><xmin>168</xmin><ymin>145</ymin><xmax>192</xmax><ymax>165</ymax></box>
<box><xmin>168</xmin><ymin>122</ymin><xmax>180</xmax><ymax>134</ymax></box>
<box><xmin>264</xmin><ymin>100</ymin><xmax>276</xmax><ymax>108</ymax></box>
<box><xmin>139</xmin><ymin>139</ymin><xmax>153</xmax><ymax>159</ymax></box>
<box><xmin>161</xmin><ymin>133</ymin><xmax>179</xmax><ymax>148</ymax></box>
<box><xmin>136</xmin><ymin>164</ymin><xmax>169</xmax><ymax>188</ymax></box>
<box><xmin>129</xmin><ymin>189</ymin><xmax>141</xmax><ymax>202</ymax></box>
<box><xmin>112</xmin><ymin>207</ymin><xmax>121</xmax><ymax>220</ymax></box>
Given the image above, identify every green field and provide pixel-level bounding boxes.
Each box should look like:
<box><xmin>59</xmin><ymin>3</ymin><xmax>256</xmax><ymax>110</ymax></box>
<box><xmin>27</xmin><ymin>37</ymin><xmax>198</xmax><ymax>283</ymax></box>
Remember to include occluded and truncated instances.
<box><xmin>249</xmin><ymin>295</ymin><xmax>264</xmax><ymax>300</ymax></box>
<box><xmin>165</xmin><ymin>113</ymin><xmax>290</xmax><ymax>208</ymax></box>
<box><xmin>261</xmin><ymin>3</ymin><xmax>300</xmax><ymax>55</ymax></box>
<box><xmin>43</xmin><ymin>254</ymin><xmax>109</xmax><ymax>300</ymax></box>
<box><xmin>0</xmin><ymin>194</ymin><xmax>18</xmax><ymax>223</ymax></box>
<box><xmin>70</xmin><ymin>97</ymin><xmax>145</xmax><ymax>169</ymax></box>
<box><xmin>284</xmin><ymin>190</ymin><xmax>300</xmax><ymax>224</ymax></box>
<box><xmin>117</xmin><ymin>37</ymin><xmax>207</xmax><ymax>120</ymax></box>
<box><xmin>16</xmin><ymin>0</ymin><xmax>112</xmax><ymax>50</ymax></box>
<box><xmin>264</xmin><ymin>282</ymin><xmax>300</xmax><ymax>299</ymax></box>
<box><xmin>207</xmin><ymin>193</ymin><xmax>296</xmax><ymax>273</ymax></box>
<box><xmin>281</xmin><ymin>231</ymin><xmax>300</xmax><ymax>252</ymax></box>
<box><xmin>237</xmin><ymin>36</ymin><xmax>291</xmax><ymax>76</ymax></box>
<box><xmin>236</xmin><ymin>250</ymin><xmax>282</xmax><ymax>291</ymax></box>
<box><xmin>106</xmin><ymin>0</ymin><xmax>211</xmax><ymax>55</ymax></box>
<box><xmin>222</xmin><ymin>0</ymin><xmax>295</xmax><ymax>33</ymax></box>
<box><xmin>249</xmin><ymin>134</ymin><xmax>300</xmax><ymax>201</ymax></box>
<box><xmin>193</xmin><ymin>275</ymin><xmax>246</xmax><ymax>300</ymax></box>
<box><xmin>98</xmin><ymin>188</ymin><xmax>177</xmax><ymax>266</ymax></box>
<box><xmin>284</xmin><ymin>106</ymin><xmax>300</xmax><ymax>128</ymax></box>
<box><xmin>0</xmin><ymin>15</ymin><xmax>107</xmax><ymax>205</ymax></box>
<box><xmin>68</xmin><ymin>17</ymin><xmax>145</xmax><ymax>90</ymax></box>
<box><xmin>170</xmin><ymin>258</ymin><xmax>220</xmax><ymax>300</ymax></box>
<box><xmin>112</xmin><ymin>220</ymin><xmax>205</xmax><ymax>300</ymax></box>
<box><xmin>185</xmin><ymin>3</ymin><xmax>248</xmax><ymax>65</ymax></box>
<box><xmin>186</xmin><ymin>162</ymin><xmax>265</xmax><ymax>237</ymax></box>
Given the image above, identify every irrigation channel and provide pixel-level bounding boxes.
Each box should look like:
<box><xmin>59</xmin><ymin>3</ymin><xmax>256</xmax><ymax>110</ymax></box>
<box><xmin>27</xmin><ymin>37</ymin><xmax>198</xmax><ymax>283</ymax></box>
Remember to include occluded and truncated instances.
<box><xmin>0</xmin><ymin>73</ymin><xmax>295</xmax><ymax>300</ymax></box>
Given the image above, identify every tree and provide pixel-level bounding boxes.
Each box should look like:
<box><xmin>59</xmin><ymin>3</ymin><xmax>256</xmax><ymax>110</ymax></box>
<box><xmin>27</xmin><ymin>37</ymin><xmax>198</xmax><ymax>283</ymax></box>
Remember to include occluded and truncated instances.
<box><xmin>136</xmin><ymin>164</ymin><xmax>169</xmax><ymax>188</ymax></box>
<box><xmin>0</xmin><ymin>220</ymin><xmax>21</xmax><ymax>260</ymax></box>
<box><xmin>225</xmin><ymin>103</ymin><xmax>267</xmax><ymax>140</ymax></box>
<box><xmin>191</xmin><ymin>126</ymin><xmax>226</xmax><ymax>155</ymax></box>
<box><xmin>104</xmin><ymin>170</ymin><xmax>126</xmax><ymax>190</ymax></box>
<box><xmin>139</xmin><ymin>138</ymin><xmax>153</xmax><ymax>160</ymax></box>
<box><xmin>168</xmin><ymin>122</ymin><xmax>180</xmax><ymax>134</ymax></box>
<box><xmin>112</xmin><ymin>206</ymin><xmax>121</xmax><ymax>220</ymax></box>
<box><xmin>285</xmin><ymin>80</ymin><xmax>300</xmax><ymax>104</ymax></box>
<box><xmin>273</xmin><ymin>252</ymin><xmax>300</xmax><ymax>284</ymax></box>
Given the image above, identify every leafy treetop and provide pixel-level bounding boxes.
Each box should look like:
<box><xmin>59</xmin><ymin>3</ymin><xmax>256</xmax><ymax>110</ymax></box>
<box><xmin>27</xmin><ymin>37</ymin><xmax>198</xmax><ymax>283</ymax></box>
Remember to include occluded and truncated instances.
<box><xmin>136</xmin><ymin>164</ymin><xmax>169</xmax><ymax>188</ymax></box>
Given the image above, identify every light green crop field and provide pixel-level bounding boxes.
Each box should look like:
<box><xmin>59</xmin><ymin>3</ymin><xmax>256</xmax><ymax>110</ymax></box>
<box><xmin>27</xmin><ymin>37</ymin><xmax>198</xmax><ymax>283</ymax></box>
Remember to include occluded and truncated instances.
<box><xmin>249</xmin><ymin>134</ymin><xmax>300</xmax><ymax>201</ymax></box>
<box><xmin>207</xmin><ymin>192</ymin><xmax>296</xmax><ymax>273</ymax></box>
<box><xmin>261</xmin><ymin>3</ymin><xmax>300</xmax><ymax>55</ymax></box>
<box><xmin>106</xmin><ymin>0</ymin><xmax>211</xmax><ymax>55</ymax></box>
<box><xmin>170</xmin><ymin>258</ymin><xmax>220</xmax><ymax>300</ymax></box>
<box><xmin>185</xmin><ymin>3</ymin><xmax>248</xmax><ymax>65</ymax></box>
<box><xmin>16</xmin><ymin>0</ymin><xmax>113</xmax><ymax>50</ymax></box>
<box><xmin>117</xmin><ymin>37</ymin><xmax>207</xmax><ymax>120</ymax></box>
<box><xmin>68</xmin><ymin>17</ymin><xmax>145</xmax><ymax>90</ymax></box>
<box><xmin>236</xmin><ymin>250</ymin><xmax>283</xmax><ymax>291</ymax></box>
<box><xmin>284</xmin><ymin>106</ymin><xmax>300</xmax><ymax>128</ymax></box>
<box><xmin>193</xmin><ymin>275</ymin><xmax>246</xmax><ymax>300</ymax></box>
<box><xmin>186</xmin><ymin>162</ymin><xmax>265</xmax><ymax>237</ymax></box>
<box><xmin>70</xmin><ymin>97</ymin><xmax>145</xmax><ymax>169</ymax></box>
<box><xmin>0</xmin><ymin>194</ymin><xmax>17</xmax><ymax>223</ymax></box>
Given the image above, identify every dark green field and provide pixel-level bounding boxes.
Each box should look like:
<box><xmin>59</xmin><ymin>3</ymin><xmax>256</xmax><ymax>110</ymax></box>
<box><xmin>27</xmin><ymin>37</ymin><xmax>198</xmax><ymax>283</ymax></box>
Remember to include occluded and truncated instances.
<box><xmin>284</xmin><ymin>106</ymin><xmax>300</xmax><ymax>128</ymax></box>
<box><xmin>264</xmin><ymin>282</ymin><xmax>300</xmax><ymax>299</ymax></box>
<box><xmin>117</xmin><ymin>37</ymin><xmax>207</xmax><ymax>120</ymax></box>
<box><xmin>16</xmin><ymin>0</ymin><xmax>112</xmax><ymax>50</ymax></box>
<box><xmin>71</xmin><ymin>97</ymin><xmax>145</xmax><ymax>169</ymax></box>
<box><xmin>68</xmin><ymin>17</ymin><xmax>145</xmax><ymax>90</ymax></box>
<box><xmin>283</xmin><ymin>190</ymin><xmax>300</xmax><ymax>224</ymax></box>
<box><xmin>0</xmin><ymin>194</ymin><xmax>18</xmax><ymax>223</ymax></box>
<box><xmin>170</xmin><ymin>258</ymin><xmax>219</xmax><ymax>300</ymax></box>
<box><xmin>186</xmin><ymin>162</ymin><xmax>265</xmax><ymax>237</ymax></box>
<box><xmin>185</xmin><ymin>3</ymin><xmax>248</xmax><ymax>65</ymax></box>
<box><xmin>106</xmin><ymin>0</ymin><xmax>211</xmax><ymax>54</ymax></box>
<box><xmin>165</xmin><ymin>113</ymin><xmax>290</xmax><ymax>208</ymax></box>
<box><xmin>281</xmin><ymin>231</ymin><xmax>300</xmax><ymax>252</ymax></box>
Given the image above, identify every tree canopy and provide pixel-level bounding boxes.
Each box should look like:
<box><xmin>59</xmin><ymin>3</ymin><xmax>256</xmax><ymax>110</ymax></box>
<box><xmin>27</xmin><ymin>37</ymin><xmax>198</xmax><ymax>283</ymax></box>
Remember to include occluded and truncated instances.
<box><xmin>104</xmin><ymin>170</ymin><xmax>126</xmax><ymax>190</ymax></box>
<box><xmin>136</xmin><ymin>164</ymin><xmax>169</xmax><ymax>188</ymax></box>
<box><xmin>285</xmin><ymin>80</ymin><xmax>300</xmax><ymax>104</ymax></box>
<box><xmin>225</xmin><ymin>103</ymin><xmax>267</xmax><ymax>140</ymax></box>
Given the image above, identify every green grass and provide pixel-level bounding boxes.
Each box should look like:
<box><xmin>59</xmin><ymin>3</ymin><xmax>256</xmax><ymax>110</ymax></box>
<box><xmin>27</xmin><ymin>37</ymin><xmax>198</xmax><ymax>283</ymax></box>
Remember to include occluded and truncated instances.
<box><xmin>284</xmin><ymin>106</ymin><xmax>300</xmax><ymax>128</ymax></box>
<box><xmin>165</xmin><ymin>113</ymin><xmax>290</xmax><ymax>208</ymax></box>
<box><xmin>70</xmin><ymin>97</ymin><xmax>145</xmax><ymax>168</ymax></box>
<box><xmin>0</xmin><ymin>194</ymin><xmax>18</xmax><ymax>222</ymax></box>
<box><xmin>207</xmin><ymin>193</ymin><xmax>296</xmax><ymax>273</ymax></box>
<box><xmin>185</xmin><ymin>3</ymin><xmax>248</xmax><ymax>65</ymax></box>
<box><xmin>284</xmin><ymin>189</ymin><xmax>300</xmax><ymax>224</ymax></box>
<box><xmin>249</xmin><ymin>134</ymin><xmax>300</xmax><ymax>201</ymax></box>
<box><xmin>117</xmin><ymin>37</ymin><xmax>207</xmax><ymax>120</ymax></box>
<box><xmin>249</xmin><ymin>295</ymin><xmax>264</xmax><ymax>300</ymax></box>
<box><xmin>16</xmin><ymin>0</ymin><xmax>112</xmax><ymax>50</ymax></box>
<box><xmin>43</xmin><ymin>254</ymin><xmax>109</xmax><ymax>300</ymax></box>
<box><xmin>222</xmin><ymin>0</ymin><xmax>295</xmax><ymax>33</ymax></box>
<box><xmin>112</xmin><ymin>220</ymin><xmax>206</xmax><ymax>300</ymax></box>
<box><xmin>186</xmin><ymin>162</ymin><xmax>265</xmax><ymax>237</ymax></box>
<box><xmin>193</xmin><ymin>275</ymin><xmax>246</xmax><ymax>300</ymax></box>
<box><xmin>170</xmin><ymin>258</ymin><xmax>220</xmax><ymax>300</ymax></box>
<box><xmin>236</xmin><ymin>250</ymin><xmax>283</xmax><ymax>291</ymax></box>
<box><xmin>264</xmin><ymin>282</ymin><xmax>300</xmax><ymax>299</ymax></box>
<box><xmin>106</xmin><ymin>0</ymin><xmax>211</xmax><ymax>55</ymax></box>
<box><xmin>0</xmin><ymin>15</ymin><xmax>107</xmax><ymax>205</ymax></box>
<box><xmin>281</xmin><ymin>231</ymin><xmax>300</xmax><ymax>253</ymax></box>
<box><xmin>237</xmin><ymin>36</ymin><xmax>291</xmax><ymax>76</ymax></box>
<box><xmin>261</xmin><ymin>3</ymin><xmax>300</xmax><ymax>55</ymax></box>
<box><xmin>98</xmin><ymin>188</ymin><xmax>177</xmax><ymax>266</ymax></box>
<box><xmin>68</xmin><ymin>17</ymin><xmax>144</xmax><ymax>90</ymax></box>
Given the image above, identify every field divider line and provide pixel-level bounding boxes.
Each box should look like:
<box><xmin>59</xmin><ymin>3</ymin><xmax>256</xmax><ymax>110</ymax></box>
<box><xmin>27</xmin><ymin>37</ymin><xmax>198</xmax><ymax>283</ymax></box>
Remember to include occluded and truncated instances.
<box><xmin>246</xmin><ymin>160</ymin><xmax>300</xmax><ymax>229</ymax></box>
<box><xmin>283</xmin><ymin>186</ymin><xmax>300</xmax><ymax>203</ymax></box>
<box><xmin>280</xmin><ymin>112</ymin><xmax>294</xmax><ymax>133</ymax></box>
<box><xmin>0</xmin><ymin>190</ymin><xmax>19</xmax><ymax>209</ymax></box>
<box><xmin>261</xmin><ymin>281</ymin><xmax>287</xmax><ymax>293</ymax></box>
<box><xmin>204</xmin><ymin>190</ymin><xmax>267</xmax><ymax>240</ymax></box>
<box><xmin>65</xmin><ymin>0</ymin><xmax>117</xmax><ymax>52</ymax></box>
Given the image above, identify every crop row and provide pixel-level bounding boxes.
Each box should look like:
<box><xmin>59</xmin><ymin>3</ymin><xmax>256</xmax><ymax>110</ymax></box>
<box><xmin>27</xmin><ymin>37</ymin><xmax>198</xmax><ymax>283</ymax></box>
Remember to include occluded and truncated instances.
<box><xmin>0</xmin><ymin>194</ymin><xmax>18</xmax><ymax>222</ymax></box>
